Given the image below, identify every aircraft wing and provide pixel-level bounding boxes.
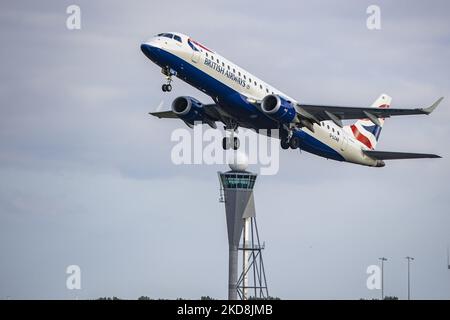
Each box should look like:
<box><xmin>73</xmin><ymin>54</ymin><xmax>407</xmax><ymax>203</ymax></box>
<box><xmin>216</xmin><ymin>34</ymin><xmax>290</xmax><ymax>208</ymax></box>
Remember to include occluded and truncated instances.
<box><xmin>149</xmin><ymin>104</ymin><xmax>222</xmax><ymax>121</ymax></box>
<box><xmin>149</xmin><ymin>110</ymin><xmax>178</xmax><ymax>118</ymax></box>
<box><xmin>295</xmin><ymin>97</ymin><xmax>443</xmax><ymax>126</ymax></box>
<box><xmin>363</xmin><ymin>150</ymin><xmax>441</xmax><ymax>160</ymax></box>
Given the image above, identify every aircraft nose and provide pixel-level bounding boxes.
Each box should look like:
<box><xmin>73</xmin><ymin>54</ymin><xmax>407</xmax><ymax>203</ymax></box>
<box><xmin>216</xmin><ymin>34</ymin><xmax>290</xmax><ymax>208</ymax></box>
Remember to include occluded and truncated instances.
<box><xmin>140</xmin><ymin>43</ymin><xmax>160</xmax><ymax>60</ymax></box>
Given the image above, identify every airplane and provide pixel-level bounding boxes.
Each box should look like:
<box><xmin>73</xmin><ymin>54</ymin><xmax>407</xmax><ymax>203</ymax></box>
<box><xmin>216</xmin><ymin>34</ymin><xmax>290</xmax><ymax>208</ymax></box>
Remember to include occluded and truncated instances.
<box><xmin>140</xmin><ymin>32</ymin><xmax>443</xmax><ymax>167</ymax></box>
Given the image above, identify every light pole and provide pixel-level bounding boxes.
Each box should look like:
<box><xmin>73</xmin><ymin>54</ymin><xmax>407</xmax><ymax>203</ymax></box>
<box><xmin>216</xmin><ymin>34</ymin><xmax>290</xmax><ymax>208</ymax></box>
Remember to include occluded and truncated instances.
<box><xmin>447</xmin><ymin>246</ymin><xmax>450</xmax><ymax>269</ymax></box>
<box><xmin>378</xmin><ymin>257</ymin><xmax>387</xmax><ymax>299</ymax></box>
<box><xmin>405</xmin><ymin>256</ymin><xmax>414</xmax><ymax>300</ymax></box>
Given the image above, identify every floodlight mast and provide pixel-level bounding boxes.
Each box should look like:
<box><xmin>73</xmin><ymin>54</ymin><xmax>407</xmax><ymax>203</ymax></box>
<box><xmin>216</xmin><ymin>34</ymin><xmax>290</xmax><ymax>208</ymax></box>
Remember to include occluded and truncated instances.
<box><xmin>378</xmin><ymin>257</ymin><xmax>387</xmax><ymax>300</ymax></box>
<box><xmin>447</xmin><ymin>246</ymin><xmax>450</xmax><ymax>270</ymax></box>
<box><xmin>405</xmin><ymin>256</ymin><xmax>414</xmax><ymax>300</ymax></box>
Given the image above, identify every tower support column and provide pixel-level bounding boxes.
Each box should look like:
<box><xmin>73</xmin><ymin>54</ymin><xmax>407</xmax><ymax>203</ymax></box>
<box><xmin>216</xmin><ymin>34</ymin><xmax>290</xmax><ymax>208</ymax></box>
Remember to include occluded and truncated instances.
<box><xmin>228</xmin><ymin>245</ymin><xmax>238</xmax><ymax>300</ymax></box>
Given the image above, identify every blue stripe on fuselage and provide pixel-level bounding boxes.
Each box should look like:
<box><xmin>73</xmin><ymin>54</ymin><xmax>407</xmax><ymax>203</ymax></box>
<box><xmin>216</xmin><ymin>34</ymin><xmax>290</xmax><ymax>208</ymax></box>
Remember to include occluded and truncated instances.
<box><xmin>141</xmin><ymin>44</ymin><xmax>345</xmax><ymax>162</ymax></box>
<box><xmin>293</xmin><ymin>129</ymin><xmax>345</xmax><ymax>161</ymax></box>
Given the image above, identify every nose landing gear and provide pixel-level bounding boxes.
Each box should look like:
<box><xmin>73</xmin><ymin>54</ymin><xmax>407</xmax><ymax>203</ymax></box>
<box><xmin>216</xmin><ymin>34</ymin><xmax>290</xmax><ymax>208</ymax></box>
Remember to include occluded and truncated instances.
<box><xmin>162</xmin><ymin>83</ymin><xmax>172</xmax><ymax>92</ymax></box>
<box><xmin>161</xmin><ymin>67</ymin><xmax>176</xmax><ymax>92</ymax></box>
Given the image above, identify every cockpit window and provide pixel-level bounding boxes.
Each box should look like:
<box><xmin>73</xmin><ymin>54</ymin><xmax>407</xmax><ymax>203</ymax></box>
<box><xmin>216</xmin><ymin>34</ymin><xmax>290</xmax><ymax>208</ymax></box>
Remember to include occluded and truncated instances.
<box><xmin>174</xmin><ymin>35</ymin><xmax>182</xmax><ymax>43</ymax></box>
<box><xmin>157</xmin><ymin>33</ymin><xmax>174</xmax><ymax>39</ymax></box>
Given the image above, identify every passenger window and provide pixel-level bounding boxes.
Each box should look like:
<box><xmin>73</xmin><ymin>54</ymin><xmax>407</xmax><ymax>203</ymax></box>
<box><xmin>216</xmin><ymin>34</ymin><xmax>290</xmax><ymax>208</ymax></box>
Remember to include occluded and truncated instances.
<box><xmin>217</xmin><ymin>58</ymin><xmax>219</xmax><ymax>63</ymax></box>
<box><xmin>233</xmin><ymin>68</ymin><xmax>236</xmax><ymax>73</ymax></box>
<box><xmin>211</xmin><ymin>56</ymin><xmax>214</xmax><ymax>60</ymax></box>
<box><xmin>243</xmin><ymin>75</ymin><xmax>246</xmax><ymax>79</ymax></box>
<box><xmin>254</xmin><ymin>81</ymin><xmax>257</xmax><ymax>85</ymax></box>
<box><xmin>222</xmin><ymin>62</ymin><xmax>225</xmax><ymax>67</ymax></box>
<box><xmin>238</xmin><ymin>71</ymin><xmax>241</xmax><ymax>76</ymax></box>
<box><xmin>174</xmin><ymin>35</ymin><xmax>182</xmax><ymax>43</ymax></box>
<box><xmin>337</xmin><ymin>131</ymin><xmax>340</xmax><ymax>135</ymax></box>
<box><xmin>327</xmin><ymin>125</ymin><xmax>330</xmax><ymax>129</ymax></box>
<box><xmin>206</xmin><ymin>52</ymin><xmax>208</xmax><ymax>57</ymax></box>
<box><xmin>227</xmin><ymin>65</ymin><xmax>230</xmax><ymax>70</ymax></box>
<box><xmin>260</xmin><ymin>84</ymin><xmax>263</xmax><ymax>89</ymax></box>
<box><xmin>332</xmin><ymin>128</ymin><xmax>335</xmax><ymax>132</ymax></box>
<box><xmin>249</xmin><ymin>78</ymin><xmax>252</xmax><ymax>82</ymax></box>
<box><xmin>266</xmin><ymin>88</ymin><xmax>269</xmax><ymax>93</ymax></box>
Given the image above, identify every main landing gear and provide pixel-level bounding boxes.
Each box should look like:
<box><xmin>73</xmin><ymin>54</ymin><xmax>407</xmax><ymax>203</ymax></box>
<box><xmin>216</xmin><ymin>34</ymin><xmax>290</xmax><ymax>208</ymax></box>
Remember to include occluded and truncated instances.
<box><xmin>280</xmin><ymin>130</ymin><xmax>300</xmax><ymax>150</ymax></box>
<box><xmin>161</xmin><ymin>67</ymin><xmax>175</xmax><ymax>92</ymax></box>
<box><xmin>222</xmin><ymin>121</ymin><xmax>240</xmax><ymax>150</ymax></box>
<box><xmin>222</xmin><ymin>136</ymin><xmax>240</xmax><ymax>150</ymax></box>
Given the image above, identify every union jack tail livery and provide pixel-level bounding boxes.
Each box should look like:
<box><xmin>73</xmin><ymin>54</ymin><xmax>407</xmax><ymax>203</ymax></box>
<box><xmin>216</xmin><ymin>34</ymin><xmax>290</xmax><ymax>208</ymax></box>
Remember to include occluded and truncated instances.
<box><xmin>348</xmin><ymin>94</ymin><xmax>391</xmax><ymax>150</ymax></box>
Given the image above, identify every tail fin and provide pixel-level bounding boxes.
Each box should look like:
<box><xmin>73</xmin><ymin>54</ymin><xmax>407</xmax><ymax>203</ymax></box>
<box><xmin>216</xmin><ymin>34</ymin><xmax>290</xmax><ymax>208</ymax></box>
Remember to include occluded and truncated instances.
<box><xmin>348</xmin><ymin>94</ymin><xmax>392</xmax><ymax>150</ymax></box>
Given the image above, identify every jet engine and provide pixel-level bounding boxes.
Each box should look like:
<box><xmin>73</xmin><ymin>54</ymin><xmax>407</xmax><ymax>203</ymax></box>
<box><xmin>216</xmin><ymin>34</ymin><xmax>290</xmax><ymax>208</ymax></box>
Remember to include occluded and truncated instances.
<box><xmin>261</xmin><ymin>94</ymin><xmax>296</xmax><ymax>123</ymax></box>
<box><xmin>171</xmin><ymin>96</ymin><xmax>216</xmax><ymax>128</ymax></box>
<box><xmin>171</xmin><ymin>96</ymin><xmax>206</xmax><ymax>123</ymax></box>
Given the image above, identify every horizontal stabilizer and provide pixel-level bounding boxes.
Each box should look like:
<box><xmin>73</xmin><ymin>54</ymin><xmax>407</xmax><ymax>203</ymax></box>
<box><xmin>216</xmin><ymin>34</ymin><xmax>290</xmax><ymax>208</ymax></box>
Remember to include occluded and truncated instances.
<box><xmin>363</xmin><ymin>150</ymin><xmax>441</xmax><ymax>160</ymax></box>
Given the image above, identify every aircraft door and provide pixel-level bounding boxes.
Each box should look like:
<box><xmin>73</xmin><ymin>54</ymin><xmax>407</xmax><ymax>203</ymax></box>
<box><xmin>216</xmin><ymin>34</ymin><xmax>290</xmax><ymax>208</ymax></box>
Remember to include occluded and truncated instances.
<box><xmin>191</xmin><ymin>50</ymin><xmax>200</xmax><ymax>63</ymax></box>
<box><xmin>340</xmin><ymin>135</ymin><xmax>348</xmax><ymax>151</ymax></box>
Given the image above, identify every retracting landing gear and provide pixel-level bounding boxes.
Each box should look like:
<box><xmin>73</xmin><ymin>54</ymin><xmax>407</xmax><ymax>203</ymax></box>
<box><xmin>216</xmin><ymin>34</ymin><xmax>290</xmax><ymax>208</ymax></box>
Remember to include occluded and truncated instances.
<box><xmin>222</xmin><ymin>136</ymin><xmax>240</xmax><ymax>150</ymax></box>
<box><xmin>280</xmin><ymin>139</ymin><xmax>290</xmax><ymax>150</ymax></box>
<box><xmin>280</xmin><ymin>127</ymin><xmax>301</xmax><ymax>150</ymax></box>
<box><xmin>222</xmin><ymin>120</ymin><xmax>240</xmax><ymax>150</ymax></box>
<box><xmin>289</xmin><ymin>136</ymin><xmax>300</xmax><ymax>149</ymax></box>
<box><xmin>161</xmin><ymin>67</ymin><xmax>176</xmax><ymax>92</ymax></box>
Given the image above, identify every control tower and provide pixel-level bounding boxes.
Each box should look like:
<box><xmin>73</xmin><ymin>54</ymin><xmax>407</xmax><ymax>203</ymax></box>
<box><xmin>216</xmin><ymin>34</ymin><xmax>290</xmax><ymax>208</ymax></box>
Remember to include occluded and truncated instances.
<box><xmin>218</xmin><ymin>153</ymin><xmax>269</xmax><ymax>300</ymax></box>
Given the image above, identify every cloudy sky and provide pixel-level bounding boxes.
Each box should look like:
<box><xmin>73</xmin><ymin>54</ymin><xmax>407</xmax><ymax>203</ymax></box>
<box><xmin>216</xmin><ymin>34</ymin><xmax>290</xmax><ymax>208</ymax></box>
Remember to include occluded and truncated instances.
<box><xmin>1</xmin><ymin>0</ymin><xmax>449</xmax><ymax>299</ymax></box>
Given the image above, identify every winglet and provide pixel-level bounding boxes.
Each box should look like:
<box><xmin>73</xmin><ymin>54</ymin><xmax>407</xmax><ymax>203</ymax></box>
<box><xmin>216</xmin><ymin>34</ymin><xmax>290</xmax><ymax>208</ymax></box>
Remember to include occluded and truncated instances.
<box><xmin>423</xmin><ymin>97</ymin><xmax>444</xmax><ymax>114</ymax></box>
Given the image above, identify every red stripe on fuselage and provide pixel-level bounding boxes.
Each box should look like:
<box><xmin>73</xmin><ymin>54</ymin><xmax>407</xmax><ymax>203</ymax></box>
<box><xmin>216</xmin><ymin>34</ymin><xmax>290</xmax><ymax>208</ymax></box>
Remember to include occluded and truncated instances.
<box><xmin>189</xmin><ymin>38</ymin><xmax>214</xmax><ymax>53</ymax></box>
<box><xmin>350</xmin><ymin>125</ymin><xmax>374</xmax><ymax>149</ymax></box>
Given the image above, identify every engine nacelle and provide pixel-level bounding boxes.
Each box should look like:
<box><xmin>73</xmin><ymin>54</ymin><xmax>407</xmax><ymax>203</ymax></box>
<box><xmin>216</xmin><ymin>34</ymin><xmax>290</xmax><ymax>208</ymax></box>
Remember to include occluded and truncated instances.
<box><xmin>261</xmin><ymin>94</ymin><xmax>296</xmax><ymax>123</ymax></box>
<box><xmin>171</xmin><ymin>96</ymin><xmax>205</xmax><ymax>124</ymax></box>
